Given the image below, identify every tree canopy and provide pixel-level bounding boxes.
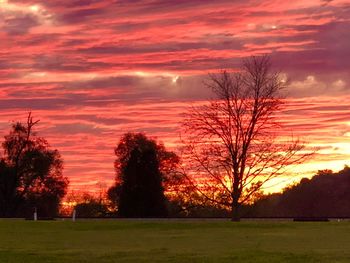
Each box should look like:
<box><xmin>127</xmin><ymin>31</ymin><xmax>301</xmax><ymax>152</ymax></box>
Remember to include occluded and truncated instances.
<box><xmin>0</xmin><ymin>113</ymin><xmax>69</xmax><ymax>218</ymax></box>
<box><xmin>108</xmin><ymin>133</ymin><xmax>181</xmax><ymax>217</ymax></box>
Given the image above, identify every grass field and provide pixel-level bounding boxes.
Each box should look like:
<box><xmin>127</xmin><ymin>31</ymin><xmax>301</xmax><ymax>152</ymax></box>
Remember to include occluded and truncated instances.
<box><xmin>0</xmin><ymin>219</ymin><xmax>349</xmax><ymax>262</ymax></box>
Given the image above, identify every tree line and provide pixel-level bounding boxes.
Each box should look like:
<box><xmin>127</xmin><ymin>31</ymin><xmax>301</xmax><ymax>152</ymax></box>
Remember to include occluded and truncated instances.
<box><xmin>1</xmin><ymin>56</ymin><xmax>347</xmax><ymax>220</ymax></box>
<box><xmin>72</xmin><ymin>134</ymin><xmax>350</xmax><ymax>219</ymax></box>
<box><xmin>243</xmin><ymin>167</ymin><xmax>350</xmax><ymax>218</ymax></box>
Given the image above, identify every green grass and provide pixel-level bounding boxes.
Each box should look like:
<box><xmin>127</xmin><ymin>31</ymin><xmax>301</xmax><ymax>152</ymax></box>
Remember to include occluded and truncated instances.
<box><xmin>0</xmin><ymin>219</ymin><xmax>349</xmax><ymax>262</ymax></box>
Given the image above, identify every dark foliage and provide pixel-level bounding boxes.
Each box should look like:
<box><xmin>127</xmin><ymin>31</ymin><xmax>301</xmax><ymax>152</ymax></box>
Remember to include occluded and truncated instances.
<box><xmin>109</xmin><ymin>133</ymin><xmax>174</xmax><ymax>217</ymax></box>
<box><xmin>166</xmin><ymin>198</ymin><xmax>230</xmax><ymax>218</ymax></box>
<box><xmin>0</xmin><ymin>113</ymin><xmax>69</xmax><ymax>218</ymax></box>
<box><xmin>245</xmin><ymin>166</ymin><xmax>350</xmax><ymax>217</ymax></box>
<box><xmin>75</xmin><ymin>200</ymin><xmax>109</xmax><ymax>218</ymax></box>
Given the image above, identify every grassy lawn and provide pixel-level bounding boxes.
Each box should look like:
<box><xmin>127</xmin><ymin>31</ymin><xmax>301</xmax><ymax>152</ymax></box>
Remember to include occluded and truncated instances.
<box><xmin>0</xmin><ymin>219</ymin><xmax>349</xmax><ymax>262</ymax></box>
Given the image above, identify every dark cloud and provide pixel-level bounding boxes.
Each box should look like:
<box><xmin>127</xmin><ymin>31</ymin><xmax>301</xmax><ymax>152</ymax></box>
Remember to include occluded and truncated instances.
<box><xmin>51</xmin><ymin>115</ymin><xmax>137</xmax><ymax>126</ymax></box>
<box><xmin>63</xmin><ymin>0</ymin><xmax>105</xmax><ymax>8</ymax></box>
<box><xmin>78</xmin><ymin>39</ymin><xmax>243</xmax><ymax>55</ymax></box>
<box><xmin>112</xmin><ymin>0</ymin><xmax>236</xmax><ymax>15</ymax></box>
<box><xmin>13</xmin><ymin>34</ymin><xmax>61</xmax><ymax>46</ymax></box>
<box><xmin>272</xmin><ymin>21</ymin><xmax>350</xmax><ymax>75</ymax></box>
<box><xmin>59</xmin><ymin>7</ymin><xmax>106</xmax><ymax>23</ymax></box>
<box><xmin>11</xmin><ymin>0</ymin><xmax>108</xmax><ymax>9</ymax></box>
<box><xmin>2</xmin><ymin>14</ymin><xmax>39</xmax><ymax>35</ymax></box>
<box><xmin>32</xmin><ymin>55</ymin><xmax>115</xmax><ymax>72</ymax></box>
<box><xmin>0</xmin><ymin>98</ymin><xmax>69</xmax><ymax>110</ymax></box>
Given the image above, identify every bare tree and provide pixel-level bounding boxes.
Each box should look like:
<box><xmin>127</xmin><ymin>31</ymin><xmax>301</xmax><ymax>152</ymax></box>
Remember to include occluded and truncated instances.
<box><xmin>183</xmin><ymin>55</ymin><xmax>311</xmax><ymax>221</ymax></box>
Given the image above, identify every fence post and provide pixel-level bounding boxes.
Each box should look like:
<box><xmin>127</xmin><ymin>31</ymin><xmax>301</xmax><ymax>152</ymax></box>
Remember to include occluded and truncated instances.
<box><xmin>72</xmin><ymin>209</ymin><xmax>76</xmax><ymax>222</ymax></box>
<box><xmin>34</xmin><ymin>207</ymin><xmax>37</xmax><ymax>221</ymax></box>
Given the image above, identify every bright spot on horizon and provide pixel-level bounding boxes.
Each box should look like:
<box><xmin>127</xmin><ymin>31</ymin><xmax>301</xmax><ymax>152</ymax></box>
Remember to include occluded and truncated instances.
<box><xmin>262</xmin><ymin>24</ymin><xmax>278</xmax><ymax>30</ymax></box>
<box><xmin>172</xmin><ymin>76</ymin><xmax>179</xmax><ymax>83</ymax></box>
<box><xmin>135</xmin><ymin>71</ymin><xmax>151</xmax><ymax>77</ymax></box>
<box><xmin>306</xmin><ymin>75</ymin><xmax>315</xmax><ymax>82</ymax></box>
<box><xmin>26</xmin><ymin>72</ymin><xmax>47</xmax><ymax>78</ymax></box>
<box><xmin>280</xmin><ymin>73</ymin><xmax>288</xmax><ymax>83</ymax></box>
<box><xmin>30</xmin><ymin>5</ymin><xmax>40</xmax><ymax>12</ymax></box>
<box><xmin>333</xmin><ymin>79</ymin><xmax>346</xmax><ymax>88</ymax></box>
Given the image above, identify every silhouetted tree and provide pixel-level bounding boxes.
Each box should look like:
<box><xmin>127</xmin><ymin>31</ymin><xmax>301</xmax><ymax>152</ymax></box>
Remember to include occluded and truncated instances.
<box><xmin>183</xmin><ymin>56</ymin><xmax>312</xmax><ymax>221</ymax></box>
<box><xmin>74</xmin><ymin>193</ymin><xmax>109</xmax><ymax>218</ymax></box>
<box><xmin>75</xmin><ymin>201</ymin><xmax>109</xmax><ymax>218</ymax></box>
<box><xmin>109</xmin><ymin>133</ymin><xmax>180</xmax><ymax>217</ymax></box>
<box><xmin>0</xmin><ymin>113</ymin><xmax>68</xmax><ymax>217</ymax></box>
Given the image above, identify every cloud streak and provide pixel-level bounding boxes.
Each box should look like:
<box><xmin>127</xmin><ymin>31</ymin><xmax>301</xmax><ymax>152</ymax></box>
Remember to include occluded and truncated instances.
<box><xmin>0</xmin><ymin>0</ymin><xmax>349</xmax><ymax>192</ymax></box>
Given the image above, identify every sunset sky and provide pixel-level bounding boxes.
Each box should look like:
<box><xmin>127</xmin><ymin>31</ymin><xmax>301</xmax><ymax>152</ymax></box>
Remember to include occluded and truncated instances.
<box><xmin>0</xmin><ymin>0</ymin><xmax>349</xmax><ymax>193</ymax></box>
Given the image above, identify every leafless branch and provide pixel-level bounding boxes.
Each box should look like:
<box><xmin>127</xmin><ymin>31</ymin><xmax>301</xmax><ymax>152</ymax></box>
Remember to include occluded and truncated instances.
<box><xmin>182</xmin><ymin>55</ymin><xmax>314</xmax><ymax>220</ymax></box>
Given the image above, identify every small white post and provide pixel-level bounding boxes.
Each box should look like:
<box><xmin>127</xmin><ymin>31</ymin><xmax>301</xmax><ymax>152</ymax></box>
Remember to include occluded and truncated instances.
<box><xmin>34</xmin><ymin>207</ymin><xmax>37</xmax><ymax>221</ymax></box>
<box><xmin>72</xmin><ymin>209</ymin><xmax>76</xmax><ymax>222</ymax></box>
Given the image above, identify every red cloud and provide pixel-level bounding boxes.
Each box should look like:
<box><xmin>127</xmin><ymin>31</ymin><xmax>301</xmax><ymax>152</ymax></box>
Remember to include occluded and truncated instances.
<box><xmin>0</xmin><ymin>0</ymin><xmax>349</xmax><ymax>193</ymax></box>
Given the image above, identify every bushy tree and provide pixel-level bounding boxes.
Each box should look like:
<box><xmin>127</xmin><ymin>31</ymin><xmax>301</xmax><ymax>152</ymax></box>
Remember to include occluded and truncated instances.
<box><xmin>108</xmin><ymin>133</ymin><xmax>181</xmax><ymax>217</ymax></box>
<box><xmin>74</xmin><ymin>193</ymin><xmax>109</xmax><ymax>218</ymax></box>
<box><xmin>0</xmin><ymin>113</ymin><xmax>68</xmax><ymax>218</ymax></box>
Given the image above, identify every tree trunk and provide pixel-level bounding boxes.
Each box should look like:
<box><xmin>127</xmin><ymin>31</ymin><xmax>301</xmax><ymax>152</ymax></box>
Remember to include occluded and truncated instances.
<box><xmin>231</xmin><ymin>177</ymin><xmax>241</xmax><ymax>221</ymax></box>
<box><xmin>231</xmin><ymin>200</ymin><xmax>240</xmax><ymax>221</ymax></box>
